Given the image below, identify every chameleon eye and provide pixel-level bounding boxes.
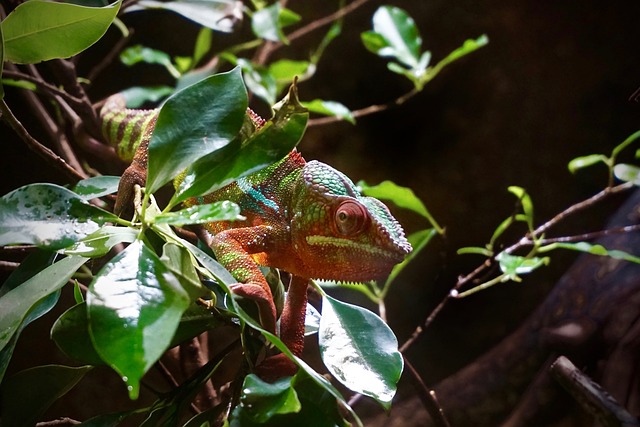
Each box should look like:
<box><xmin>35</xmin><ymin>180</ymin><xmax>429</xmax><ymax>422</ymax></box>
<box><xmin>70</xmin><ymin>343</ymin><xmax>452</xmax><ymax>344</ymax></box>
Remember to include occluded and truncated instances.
<box><xmin>334</xmin><ymin>200</ymin><xmax>369</xmax><ymax>236</ymax></box>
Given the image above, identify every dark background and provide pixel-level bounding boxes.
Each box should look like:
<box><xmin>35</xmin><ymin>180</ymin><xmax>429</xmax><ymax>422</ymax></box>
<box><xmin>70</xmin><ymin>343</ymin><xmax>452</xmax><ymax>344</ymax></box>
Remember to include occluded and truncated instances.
<box><xmin>3</xmin><ymin>0</ymin><xmax>640</xmax><ymax>423</ymax></box>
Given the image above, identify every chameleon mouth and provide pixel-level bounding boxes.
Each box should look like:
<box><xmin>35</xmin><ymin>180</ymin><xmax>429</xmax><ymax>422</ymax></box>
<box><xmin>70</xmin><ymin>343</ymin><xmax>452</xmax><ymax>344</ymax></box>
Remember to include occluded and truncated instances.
<box><xmin>305</xmin><ymin>235</ymin><xmax>407</xmax><ymax>260</ymax></box>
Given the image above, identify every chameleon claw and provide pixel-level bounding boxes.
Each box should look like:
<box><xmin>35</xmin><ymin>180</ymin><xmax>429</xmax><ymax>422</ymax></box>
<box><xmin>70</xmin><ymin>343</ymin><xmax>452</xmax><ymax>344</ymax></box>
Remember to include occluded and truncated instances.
<box><xmin>230</xmin><ymin>282</ymin><xmax>277</xmax><ymax>334</ymax></box>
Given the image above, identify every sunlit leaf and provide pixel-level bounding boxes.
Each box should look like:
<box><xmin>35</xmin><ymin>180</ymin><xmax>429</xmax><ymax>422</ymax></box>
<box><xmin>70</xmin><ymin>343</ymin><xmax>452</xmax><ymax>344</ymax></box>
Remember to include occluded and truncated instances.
<box><xmin>614</xmin><ymin>163</ymin><xmax>640</xmax><ymax>185</ymax></box>
<box><xmin>540</xmin><ymin>241</ymin><xmax>640</xmax><ymax>264</ymax></box>
<box><xmin>0</xmin><ymin>184</ymin><xmax>117</xmax><ymax>250</ymax></box>
<box><xmin>508</xmin><ymin>186</ymin><xmax>534</xmax><ymax>231</ymax></box>
<box><xmin>146</xmin><ymin>67</ymin><xmax>248</xmax><ymax>195</ymax></box>
<box><xmin>0</xmin><ymin>365</ymin><xmax>92</xmax><ymax>427</ymax></box>
<box><xmin>302</xmin><ymin>99</ymin><xmax>354</xmax><ymax>124</ymax></box>
<box><xmin>173</xmin><ymin>82</ymin><xmax>307</xmax><ymax>203</ymax></box>
<box><xmin>155</xmin><ymin>201</ymin><xmax>242</xmax><ymax>226</ymax></box>
<box><xmin>63</xmin><ymin>226</ymin><xmax>137</xmax><ymax>257</ymax></box>
<box><xmin>251</xmin><ymin>3</ymin><xmax>300</xmax><ymax>43</ymax></box>
<box><xmin>319</xmin><ymin>294</ymin><xmax>402</xmax><ymax>409</ymax></box>
<box><xmin>130</xmin><ymin>0</ymin><xmax>242</xmax><ymax>32</ymax></box>
<box><xmin>567</xmin><ymin>154</ymin><xmax>608</xmax><ymax>174</ymax></box>
<box><xmin>72</xmin><ymin>175</ymin><xmax>120</xmax><ymax>200</ymax></box>
<box><xmin>496</xmin><ymin>252</ymin><xmax>549</xmax><ymax>280</ymax></box>
<box><xmin>87</xmin><ymin>240</ymin><xmax>190</xmax><ymax>398</ymax></box>
<box><xmin>361</xmin><ymin>5</ymin><xmax>421</xmax><ymax>68</ymax></box>
<box><xmin>2</xmin><ymin>0</ymin><xmax>121</xmax><ymax>64</ymax></box>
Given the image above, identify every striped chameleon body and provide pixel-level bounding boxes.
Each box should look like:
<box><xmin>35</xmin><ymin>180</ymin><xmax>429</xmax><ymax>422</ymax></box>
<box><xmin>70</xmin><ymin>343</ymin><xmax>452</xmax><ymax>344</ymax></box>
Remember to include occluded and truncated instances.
<box><xmin>101</xmin><ymin>94</ymin><xmax>412</xmax><ymax>377</ymax></box>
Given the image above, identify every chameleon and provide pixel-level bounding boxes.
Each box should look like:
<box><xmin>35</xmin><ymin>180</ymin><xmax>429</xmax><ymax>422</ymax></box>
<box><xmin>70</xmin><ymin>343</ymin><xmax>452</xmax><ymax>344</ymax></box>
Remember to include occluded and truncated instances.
<box><xmin>99</xmin><ymin>94</ymin><xmax>412</xmax><ymax>377</ymax></box>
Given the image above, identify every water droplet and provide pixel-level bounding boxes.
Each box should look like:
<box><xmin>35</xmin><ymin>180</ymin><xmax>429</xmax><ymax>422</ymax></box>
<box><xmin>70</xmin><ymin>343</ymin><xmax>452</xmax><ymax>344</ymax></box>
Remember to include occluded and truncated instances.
<box><xmin>122</xmin><ymin>375</ymin><xmax>128</xmax><ymax>382</ymax></box>
<box><xmin>127</xmin><ymin>385</ymin><xmax>133</xmax><ymax>392</ymax></box>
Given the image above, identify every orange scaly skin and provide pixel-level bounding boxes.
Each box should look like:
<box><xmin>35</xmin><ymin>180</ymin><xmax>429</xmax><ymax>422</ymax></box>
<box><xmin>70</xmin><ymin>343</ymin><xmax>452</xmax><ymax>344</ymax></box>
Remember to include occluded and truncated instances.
<box><xmin>101</xmin><ymin>94</ymin><xmax>412</xmax><ymax>377</ymax></box>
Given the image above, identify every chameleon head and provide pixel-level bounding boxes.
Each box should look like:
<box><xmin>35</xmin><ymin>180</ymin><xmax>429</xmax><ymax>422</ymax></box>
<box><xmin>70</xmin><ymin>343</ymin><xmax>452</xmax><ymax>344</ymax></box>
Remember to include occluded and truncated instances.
<box><xmin>290</xmin><ymin>161</ymin><xmax>412</xmax><ymax>282</ymax></box>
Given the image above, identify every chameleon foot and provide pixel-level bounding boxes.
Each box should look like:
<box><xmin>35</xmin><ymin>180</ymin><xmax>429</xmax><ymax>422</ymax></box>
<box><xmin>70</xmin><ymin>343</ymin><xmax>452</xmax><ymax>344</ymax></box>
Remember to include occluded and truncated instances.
<box><xmin>230</xmin><ymin>282</ymin><xmax>277</xmax><ymax>334</ymax></box>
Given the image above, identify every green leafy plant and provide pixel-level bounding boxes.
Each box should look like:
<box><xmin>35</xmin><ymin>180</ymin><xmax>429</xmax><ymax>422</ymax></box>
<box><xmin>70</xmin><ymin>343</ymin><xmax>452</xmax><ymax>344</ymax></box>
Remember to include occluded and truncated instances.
<box><xmin>0</xmin><ymin>2</ymin><xmax>488</xmax><ymax>425</ymax></box>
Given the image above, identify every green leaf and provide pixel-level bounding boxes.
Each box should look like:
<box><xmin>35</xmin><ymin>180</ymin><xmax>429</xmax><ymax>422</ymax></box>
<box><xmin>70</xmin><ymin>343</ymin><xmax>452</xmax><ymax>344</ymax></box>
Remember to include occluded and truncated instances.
<box><xmin>269</xmin><ymin>59</ymin><xmax>312</xmax><ymax>87</ymax></box>
<box><xmin>174</xmin><ymin>238</ymin><xmax>362</xmax><ymax>426</ymax></box>
<box><xmin>540</xmin><ymin>241</ymin><xmax>640</xmax><ymax>264</ymax></box>
<box><xmin>193</xmin><ymin>26</ymin><xmax>212</xmax><ymax>67</ymax></box>
<box><xmin>0</xmin><ymin>365</ymin><xmax>92</xmax><ymax>427</ymax></box>
<box><xmin>119</xmin><ymin>85</ymin><xmax>174</xmax><ymax>108</ymax></box>
<box><xmin>507</xmin><ymin>186</ymin><xmax>534</xmax><ymax>231</ymax></box>
<box><xmin>120</xmin><ymin>45</ymin><xmax>181</xmax><ymax>79</ymax></box>
<box><xmin>63</xmin><ymin>226</ymin><xmax>138</xmax><ymax>257</ymax></box>
<box><xmin>0</xmin><ymin>255</ymin><xmax>87</xmax><ymax>354</ymax></box>
<box><xmin>302</xmin><ymin>99</ymin><xmax>354</xmax><ymax>124</ymax></box>
<box><xmin>236</xmin><ymin>374</ymin><xmax>301</xmax><ymax>423</ymax></box>
<box><xmin>51</xmin><ymin>303</ymin><xmax>105</xmax><ymax>366</ymax></box>
<box><xmin>155</xmin><ymin>201</ymin><xmax>242</xmax><ymax>226</ymax></box>
<box><xmin>614</xmin><ymin>163</ymin><xmax>640</xmax><ymax>185</ymax></box>
<box><xmin>87</xmin><ymin>240</ymin><xmax>190</xmax><ymax>399</ymax></box>
<box><xmin>567</xmin><ymin>154</ymin><xmax>609</xmax><ymax>173</ymax></box>
<box><xmin>237</xmin><ymin>58</ymin><xmax>277</xmax><ymax>105</ymax></box>
<box><xmin>146</xmin><ymin>67</ymin><xmax>248</xmax><ymax>195</ymax></box>
<box><xmin>173</xmin><ymin>82</ymin><xmax>308</xmax><ymax>203</ymax></box>
<box><xmin>2</xmin><ymin>0</ymin><xmax>121</xmax><ymax>64</ymax></box>
<box><xmin>131</xmin><ymin>0</ymin><xmax>242</xmax><ymax>32</ymax></box>
<box><xmin>251</xmin><ymin>3</ymin><xmax>300</xmax><ymax>43</ymax></box>
<box><xmin>0</xmin><ymin>183</ymin><xmax>118</xmax><ymax>250</ymax></box>
<box><xmin>359</xmin><ymin>180</ymin><xmax>444</xmax><ymax>233</ymax></box>
<box><xmin>318</xmin><ymin>294</ymin><xmax>403</xmax><ymax>409</ymax></box>
<box><xmin>362</xmin><ymin>6</ymin><xmax>422</xmax><ymax>68</ymax></box>
<box><xmin>0</xmin><ymin>251</ymin><xmax>58</xmax><ymax>382</ymax></box>
<box><xmin>496</xmin><ymin>252</ymin><xmax>549</xmax><ymax>280</ymax></box>
<box><xmin>72</xmin><ymin>175</ymin><xmax>120</xmax><ymax>200</ymax></box>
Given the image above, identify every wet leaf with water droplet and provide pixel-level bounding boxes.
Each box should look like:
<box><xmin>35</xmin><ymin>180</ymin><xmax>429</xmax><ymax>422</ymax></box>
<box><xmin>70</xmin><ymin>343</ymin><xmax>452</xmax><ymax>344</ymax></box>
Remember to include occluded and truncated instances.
<box><xmin>318</xmin><ymin>294</ymin><xmax>403</xmax><ymax>409</ymax></box>
<box><xmin>87</xmin><ymin>240</ymin><xmax>190</xmax><ymax>399</ymax></box>
<box><xmin>0</xmin><ymin>184</ymin><xmax>117</xmax><ymax>250</ymax></box>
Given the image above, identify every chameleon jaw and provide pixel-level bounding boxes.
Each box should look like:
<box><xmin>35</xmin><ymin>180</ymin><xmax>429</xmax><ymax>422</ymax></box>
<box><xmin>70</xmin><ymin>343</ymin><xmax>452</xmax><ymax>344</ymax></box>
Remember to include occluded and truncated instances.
<box><xmin>305</xmin><ymin>235</ymin><xmax>406</xmax><ymax>261</ymax></box>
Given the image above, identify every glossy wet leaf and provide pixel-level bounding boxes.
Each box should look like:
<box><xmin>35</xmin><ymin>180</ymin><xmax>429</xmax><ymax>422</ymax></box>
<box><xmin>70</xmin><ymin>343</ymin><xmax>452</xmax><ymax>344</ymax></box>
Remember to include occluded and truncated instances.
<box><xmin>131</xmin><ymin>0</ymin><xmax>242</xmax><ymax>32</ymax></box>
<box><xmin>155</xmin><ymin>201</ymin><xmax>242</xmax><ymax>226</ymax></box>
<box><xmin>614</xmin><ymin>163</ymin><xmax>640</xmax><ymax>185</ymax></box>
<box><xmin>87</xmin><ymin>240</ymin><xmax>190</xmax><ymax>398</ymax></box>
<box><xmin>176</xmin><ymin>238</ymin><xmax>362</xmax><ymax>426</ymax></box>
<box><xmin>0</xmin><ymin>364</ymin><xmax>92</xmax><ymax>427</ymax></box>
<box><xmin>72</xmin><ymin>176</ymin><xmax>120</xmax><ymax>200</ymax></box>
<box><xmin>319</xmin><ymin>294</ymin><xmax>403</xmax><ymax>408</ymax></box>
<box><xmin>0</xmin><ymin>251</ymin><xmax>57</xmax><ymax>382</ymax></box>
<box><xmin>2</xmin><ymin>0</ymin><xmax>121</xmax><ymax>64</ymax></box>
<box><xmin>63</xmin><ymin>226</ymin><xmax>138</xmax><ymax>257</ymax></box>
<box><xmin>146</xmin><ymin>67</ymin><xmax>248</xmax><ymax>195</ymax></box>
<box><xmin>51</xmin><ymin>303</ymin><xmax>104</xmax><ymax>366</ymax></box>
<box><xmin>0</xmin><ymin>255</ymin><xmax>87</xmax><ymax>355</ymax></box>
<box><xmin>251</xmin><ymin>3</ymin><xmax>300</xmax><ymax>43</ymax></box>
<box><xmin>0</xmin><ymin>183</ymin><xmax>117</xmax><ymax>250</ymax></box>
<box><xmin>361</xmin><ymin>6</ymin><xmax>421</xmax><ymax>68</ymax></box>
<box><xmin>496</xmin><ymin>252</ymin><xmax>549</xmax><ymax>280</ymax></box>
<box><xmin>236</xmin><ymin>374</ymin><xmax>301</xmax><ymax>423</ymax></box>
<box><xmin>173</xmin><ymin>83</ymin><xmax>308</xmax><ymax>203</ymax></box>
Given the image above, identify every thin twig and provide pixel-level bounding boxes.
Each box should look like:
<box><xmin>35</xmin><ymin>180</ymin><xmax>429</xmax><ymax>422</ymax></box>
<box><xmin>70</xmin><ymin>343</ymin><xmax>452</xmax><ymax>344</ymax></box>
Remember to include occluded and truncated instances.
<box><xmin>35</xmin><ymin>418</ymin><xmax>81</xmax><ymax>426</ymax></box>
<box><xmin>404</xmin><ymin>357</ymin><xmax>451</xmax><ymax>427</ymax></box>
<box><xmin>308</xmin><ymin>88</ymin><xmax>419</xmax><ymax>126</ymax></box>
<box><xmin>0</xmin><ymin>99</ymin><xmax>85</xmax><ymax>182</ymax></box>
<box><xmin>2</xmin><ymin>69</ymin><xmax>86</xmax><ymax>109</ymax></box>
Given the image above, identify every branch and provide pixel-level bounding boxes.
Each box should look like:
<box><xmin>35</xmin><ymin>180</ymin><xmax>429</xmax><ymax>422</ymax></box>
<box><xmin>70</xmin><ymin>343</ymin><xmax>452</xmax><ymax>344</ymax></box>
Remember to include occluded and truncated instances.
<box><xmin>550</xmin><ymin>355</ymin><xmax>639</xmax><ymax>427</ymax></box>
<box><xmin>0</xmin><ymin>99</ymin><xmax>85</xmax><ymax>182</ymax></box>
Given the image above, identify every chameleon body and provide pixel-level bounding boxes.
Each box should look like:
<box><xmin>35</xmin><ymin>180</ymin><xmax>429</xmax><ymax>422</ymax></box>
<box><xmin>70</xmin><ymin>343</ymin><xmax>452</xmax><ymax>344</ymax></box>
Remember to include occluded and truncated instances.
<box><xmin>100</xmin><ymin>95</ymin><xmax>412</xmax><ymax>376</ymax></box>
